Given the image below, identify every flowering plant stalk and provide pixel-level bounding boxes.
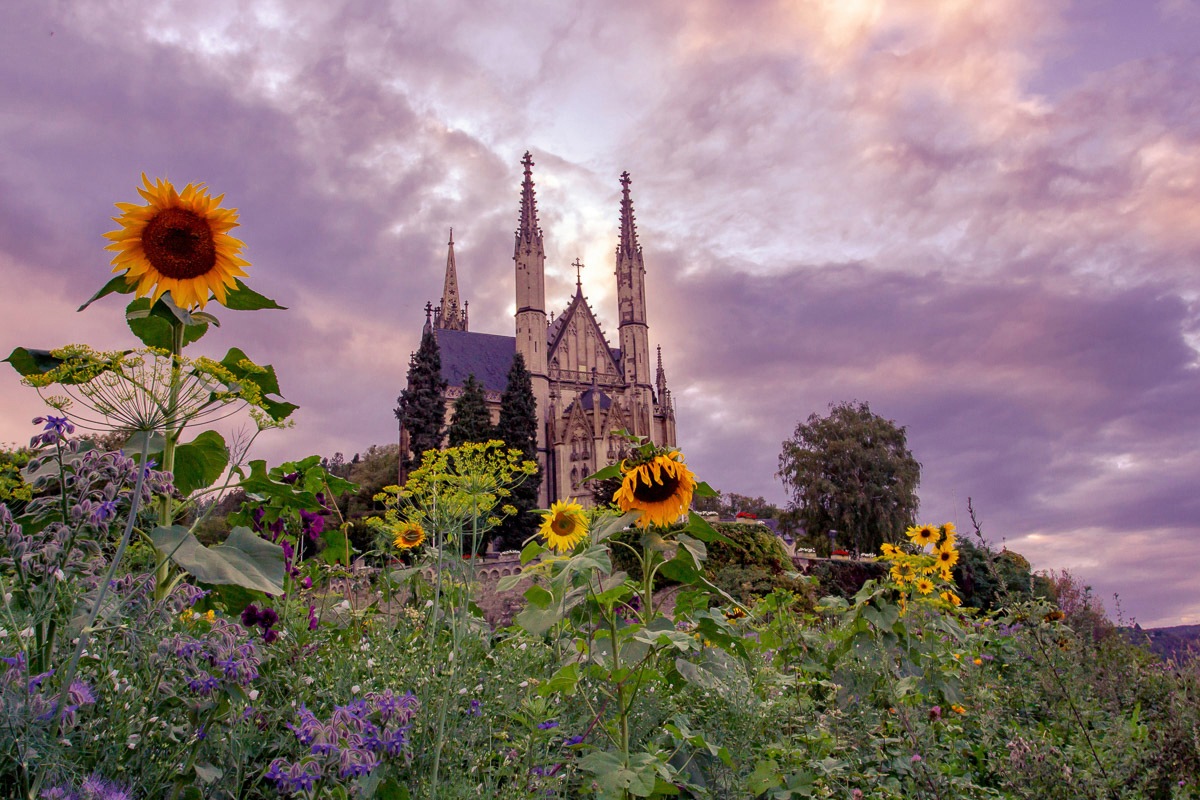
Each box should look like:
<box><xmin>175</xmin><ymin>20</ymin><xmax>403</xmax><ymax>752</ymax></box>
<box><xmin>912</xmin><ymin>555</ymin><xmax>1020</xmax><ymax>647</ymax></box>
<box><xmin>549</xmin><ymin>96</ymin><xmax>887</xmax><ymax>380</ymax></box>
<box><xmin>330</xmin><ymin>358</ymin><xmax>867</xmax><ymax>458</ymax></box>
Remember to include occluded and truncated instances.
<box><xmin>508</xmin><ymin>436</ymin><xmax>743</xmax><ymax>797</ymax></box>
<box><xmin>369</xmin><ymin>439</ymin><xmax>536</xmax><ymax>798</ymax></box>
<box><xmin>5</xmin><ymin>175</ymin><xmax>297</xmax><ymax>602</ymax></box>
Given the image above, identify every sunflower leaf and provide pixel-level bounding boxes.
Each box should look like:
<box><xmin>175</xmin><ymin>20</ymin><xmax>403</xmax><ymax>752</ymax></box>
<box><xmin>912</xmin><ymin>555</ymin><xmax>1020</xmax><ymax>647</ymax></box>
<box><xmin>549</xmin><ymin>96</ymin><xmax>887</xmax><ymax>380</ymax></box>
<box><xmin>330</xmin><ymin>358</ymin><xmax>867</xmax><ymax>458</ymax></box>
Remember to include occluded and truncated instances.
<box><xmin>126</xmin><ymin>298</ymin><xmax>209</xmax><ymax>348</ymax></box>
<box><xmin>4</xmin><ymin>347</ymin><xmax>64</xmax><ymax>377</ymax></box>
<box><xmin>222</xmin><ymin>280</ymin><xmax>287</xmax><ymax>311</ymax></box>
<box><xmin>151</xmin><ymin>525</ymin><xmax>285</xmax><ymax>595</ymax></box>
<box><xmin>170</xmin><ymin>430</ymin><xmax>229</xmax><ymax>495</ymax></box>
<box><xmin>584</xmin><ymin>464</ymin><xmax>622</xmax><ymax>483</ymax></box>
<box><xmin>216</xmin><ymin>348</ymin><xmax>297</xmax><ymax>421</ymax></box>
<box><xmin>695</xmin><ymin>481</ymin><xmax>719</xmax><ymax>498</ymax></box>
<box><xmin>78</xmin><ymin>275</ymin><xmax>136</xmax><ymax>312</ymax></box>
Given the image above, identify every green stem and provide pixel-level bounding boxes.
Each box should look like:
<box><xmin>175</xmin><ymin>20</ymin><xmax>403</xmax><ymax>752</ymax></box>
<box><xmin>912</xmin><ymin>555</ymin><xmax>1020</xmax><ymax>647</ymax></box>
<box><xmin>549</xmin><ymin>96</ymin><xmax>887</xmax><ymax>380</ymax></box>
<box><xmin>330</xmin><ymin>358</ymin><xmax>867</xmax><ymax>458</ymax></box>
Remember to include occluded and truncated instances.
<box><xmin>154</xmin><ymin>320</ymin><xmax>186</xmax><ymax>600</ymax></box>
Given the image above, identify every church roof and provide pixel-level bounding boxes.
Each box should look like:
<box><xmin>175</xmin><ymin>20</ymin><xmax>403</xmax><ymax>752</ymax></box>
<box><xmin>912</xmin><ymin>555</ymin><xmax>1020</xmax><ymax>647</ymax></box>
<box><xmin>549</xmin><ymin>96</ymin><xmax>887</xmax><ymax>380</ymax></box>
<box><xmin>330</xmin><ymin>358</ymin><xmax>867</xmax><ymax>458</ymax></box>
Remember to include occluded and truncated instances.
<box><xmin>433</xmin><ymin>328</ymin><xmax>515</xmax><ymax>393</ymax></box>
<box><xmin>577</xmin><ymin>387</ymin><xmax>613</xmax><ymax>411</ymax></box>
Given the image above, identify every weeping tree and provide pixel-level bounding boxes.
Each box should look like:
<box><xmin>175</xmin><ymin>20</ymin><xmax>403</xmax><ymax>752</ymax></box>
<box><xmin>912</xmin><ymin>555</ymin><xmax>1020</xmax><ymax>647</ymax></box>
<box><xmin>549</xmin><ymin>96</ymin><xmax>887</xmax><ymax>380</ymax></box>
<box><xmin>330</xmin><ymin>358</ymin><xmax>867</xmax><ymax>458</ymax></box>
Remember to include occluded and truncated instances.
<box><xmin>778</xmin><ymin>400</ymin><xmax>920</xmax><ymax>554</ymax></box>
<box><xmin>447</xmin><ymin>374</ymin><xmax>492</xmax><ymax>447</ymax></box>
<box><xmin>395</xmin><ymin>329</ymin><xmax>447</xmax><ymax>470</ymax></box>
<box><xmin>492</xmin><ymin>352</ymin><xmax>542</xmax><ymax>551</ymax></box>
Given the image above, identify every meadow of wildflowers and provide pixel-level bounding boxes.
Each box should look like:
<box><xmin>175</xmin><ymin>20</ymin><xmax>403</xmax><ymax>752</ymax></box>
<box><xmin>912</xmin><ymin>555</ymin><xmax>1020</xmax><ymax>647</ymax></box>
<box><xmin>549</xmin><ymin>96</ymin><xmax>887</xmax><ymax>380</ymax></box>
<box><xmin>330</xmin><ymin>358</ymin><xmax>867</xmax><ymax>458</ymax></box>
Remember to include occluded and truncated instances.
<box><xmin>0</xmin><ymin>177</ymin><xmax>1197</xmax><ymax>798</ymax></box>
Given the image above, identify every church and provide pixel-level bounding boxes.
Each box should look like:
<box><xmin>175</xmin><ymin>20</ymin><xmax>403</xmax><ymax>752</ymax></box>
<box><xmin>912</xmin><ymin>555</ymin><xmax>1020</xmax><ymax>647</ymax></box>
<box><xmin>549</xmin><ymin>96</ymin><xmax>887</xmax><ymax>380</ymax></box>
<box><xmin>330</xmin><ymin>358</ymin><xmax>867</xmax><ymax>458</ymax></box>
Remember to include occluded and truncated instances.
<box><xmin>402</xmin><ymin>152</ymin><xmax>677</xmax><ymax>507</ymax></box>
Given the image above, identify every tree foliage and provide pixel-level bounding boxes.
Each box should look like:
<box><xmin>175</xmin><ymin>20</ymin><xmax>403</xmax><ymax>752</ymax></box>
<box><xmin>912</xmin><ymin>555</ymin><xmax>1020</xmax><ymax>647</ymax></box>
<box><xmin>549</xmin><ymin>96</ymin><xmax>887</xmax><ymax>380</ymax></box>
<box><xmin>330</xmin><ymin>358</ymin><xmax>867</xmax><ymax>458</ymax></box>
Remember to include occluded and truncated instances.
<box><xmin>493</xmin><ymin>353</ymin><xmax>542</xmax><ymax>551</ymax></box>
<box><xmin>778</xmin><ymin>400</ymin><xmax>920</xmax><ymax>553</ymax></box>
<box><xmin>447</xmin><ymin>374</ymin><xmax>492</xmax><ymax>447</ymax></box>
<box><xmin>395</xmin><ymin>329</ymin><xmax>447</xmax><ymax>470</ymax></box>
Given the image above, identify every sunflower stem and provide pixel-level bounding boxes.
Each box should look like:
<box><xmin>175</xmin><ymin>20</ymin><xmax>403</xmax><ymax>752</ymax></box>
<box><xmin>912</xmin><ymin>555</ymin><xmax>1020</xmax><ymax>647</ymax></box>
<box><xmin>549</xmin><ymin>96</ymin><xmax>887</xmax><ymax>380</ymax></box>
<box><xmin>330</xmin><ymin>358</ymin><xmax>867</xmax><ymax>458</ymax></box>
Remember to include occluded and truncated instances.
<box><xmin>154</xmin><ymin>317</ymin><xmax>186</xmax><ymax>600</ymax></box>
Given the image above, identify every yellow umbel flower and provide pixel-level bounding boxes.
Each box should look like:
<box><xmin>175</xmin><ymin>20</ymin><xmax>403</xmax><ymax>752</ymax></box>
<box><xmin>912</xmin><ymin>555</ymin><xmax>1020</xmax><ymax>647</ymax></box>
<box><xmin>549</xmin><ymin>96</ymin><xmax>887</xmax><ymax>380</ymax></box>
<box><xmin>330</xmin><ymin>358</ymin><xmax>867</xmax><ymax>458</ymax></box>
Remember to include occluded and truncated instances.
<box><xmin>613</xmin><ymin>451</ymin><xmax>697</xmax><ymax>528</ymax></box>
<box><xmin>906</xmin><ymin>524</ymin><xmax>939</xmax><ymax>548</ymax></box>
<box><xmin>393</xmin><ymin>520</ymin><xmax>426</xmax><ymax>550</ymax></box>
<box><xmin>105</xmin><ymin>174</ymin><xmax>249</xmax><ymax>310</ymax></box>
<box><xmin>539</xmin><ymin>499</ymin><xmax>589</xmax><ymax>553</ymax></box>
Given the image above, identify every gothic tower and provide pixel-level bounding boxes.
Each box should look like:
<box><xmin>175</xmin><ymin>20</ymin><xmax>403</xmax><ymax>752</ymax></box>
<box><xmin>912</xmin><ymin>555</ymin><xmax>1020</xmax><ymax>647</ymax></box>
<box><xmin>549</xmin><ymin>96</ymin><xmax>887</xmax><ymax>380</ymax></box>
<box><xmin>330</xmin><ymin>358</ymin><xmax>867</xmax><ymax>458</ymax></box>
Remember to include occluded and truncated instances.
<box><xmin>615</xmin><ymin>172</ymin><xmax>653</xmax><ymax>436</ymax></box>
<box><xmin>513</xmin><ymin>153</ymin><xmax>551</xmax><ymax>476</ymax></box>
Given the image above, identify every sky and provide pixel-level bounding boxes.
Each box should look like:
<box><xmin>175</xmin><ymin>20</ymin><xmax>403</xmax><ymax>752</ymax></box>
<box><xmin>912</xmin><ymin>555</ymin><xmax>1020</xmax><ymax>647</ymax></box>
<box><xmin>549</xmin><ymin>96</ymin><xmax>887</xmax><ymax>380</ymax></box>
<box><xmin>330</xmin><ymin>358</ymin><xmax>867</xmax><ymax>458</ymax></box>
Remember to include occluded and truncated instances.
<box><xmin>1</xmin><ymin>0</ymin><xmax>1198</xmax><ymax>627</ymax></box>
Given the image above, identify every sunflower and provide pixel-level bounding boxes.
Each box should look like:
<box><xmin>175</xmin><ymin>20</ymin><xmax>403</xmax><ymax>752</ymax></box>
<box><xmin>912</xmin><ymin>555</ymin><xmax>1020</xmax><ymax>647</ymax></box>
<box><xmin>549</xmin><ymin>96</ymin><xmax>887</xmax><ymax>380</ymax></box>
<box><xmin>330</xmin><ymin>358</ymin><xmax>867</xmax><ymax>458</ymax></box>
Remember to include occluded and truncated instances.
<box><xmin>104</xmin><ymin>174</ymin><xmax>249</xmax><ymax>310</ymax></box>
<box><xmin>613</xmin><ymin>452</ymin><xmax>697</xmax><ymax>528</ymax></box>
<box><xmin>940</xmin><ymin>590</ymin><xmax>962</xmax><ymax>607</ymax></box>
<box><xmin>939</xmin><ymin>522</ymin><xmax>957</xmax><ymax>546</ymax></box>
<box><xmin>906</xmin><ymin>524</ymin><xmax>940</xmax><ymax>548</ymax></box>
<box><xmin>539</xmin><ymin>499</ymin><xmax>589</xmax><ymax>553</ymax></box>
<box><xmin>891</xmin><ymin>562</ymin><xmax>916</xmax><ymax>584</ymax></box>
<box><xmin>915</xmin><ymin>577</ymin><xmax>935</xmax><ymax>595</ymax></box>
<box><xmin>880</xmin><ymin>543</ymin><xmax>898</xmax><ymax>558</ymax></box>
<box><xmin>935</xmin><ymin>544</ymin><xmax>959</xmax><ymax>569</ymax></box>
<box><xmin>937</xmin><ymin>565</ymin><xmax>955</xmax><ymax>582</ymax></box>
<box><xmin>393</xmin><ymin>520</ymin><xmax>426</xmax><ymax>550</ymax></box>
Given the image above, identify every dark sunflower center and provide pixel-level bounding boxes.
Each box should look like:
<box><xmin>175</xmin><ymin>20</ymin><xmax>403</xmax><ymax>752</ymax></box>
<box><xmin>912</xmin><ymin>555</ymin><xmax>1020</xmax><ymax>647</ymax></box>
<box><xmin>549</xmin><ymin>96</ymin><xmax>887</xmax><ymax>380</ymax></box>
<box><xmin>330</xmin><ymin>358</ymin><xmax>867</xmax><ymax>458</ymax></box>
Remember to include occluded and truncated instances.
<box><xmin>631</xmin><ymin>469</ymin><xmax>681</xmax><ymax>504</ymax></box>
<box><xmin>401</xmin><ymin>530</ymin><xmax>422</xmax><ymax>544</ymax></box>
<box><xmin>142</xmin><ymin>208</ymin><xmax>217</xmax><ymax>279</ymax></box>
<box><xmin>552</xmin><ymin>514</ymin><xmax>575</xmax><ymax>534</ymax></box>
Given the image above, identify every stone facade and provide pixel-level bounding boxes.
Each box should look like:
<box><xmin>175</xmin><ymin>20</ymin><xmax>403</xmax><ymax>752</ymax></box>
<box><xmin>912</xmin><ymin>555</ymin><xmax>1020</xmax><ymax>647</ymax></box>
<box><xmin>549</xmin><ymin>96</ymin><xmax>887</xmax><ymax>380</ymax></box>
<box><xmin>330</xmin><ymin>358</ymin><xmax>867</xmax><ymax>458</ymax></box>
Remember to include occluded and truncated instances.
<box><xmin>401</xmin><ymin>153</ymin><xmax>677</xmax><ymax>506</ymax></box>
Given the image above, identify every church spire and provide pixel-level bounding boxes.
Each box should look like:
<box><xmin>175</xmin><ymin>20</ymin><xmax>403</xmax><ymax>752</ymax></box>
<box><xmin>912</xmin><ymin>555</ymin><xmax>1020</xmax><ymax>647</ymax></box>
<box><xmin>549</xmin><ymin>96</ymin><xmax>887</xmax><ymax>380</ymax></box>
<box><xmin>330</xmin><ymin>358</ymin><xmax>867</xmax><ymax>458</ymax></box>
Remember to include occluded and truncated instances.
<box><xmin>515</xmin><ymin>151</ymin><xmax>543</xmax><ymax>255</ymax></box>
<box><xmin>434</xmin><ymin>228</ymin><xmax>468</xmax><ymax>331</ymax></box>
<box><xmin>655</xmin><ymin>344</ymin><xmax>668</xmax><ymax>398</ymax></box>
<box><xmin>615</xmin><ymin>171</ymin><xmax>650</xmax><ymax>401</ymax></box>
<box><xmin>617</xmin><ymin>171</ymin><xmax>640</xmax><ymax>259</ymax></box>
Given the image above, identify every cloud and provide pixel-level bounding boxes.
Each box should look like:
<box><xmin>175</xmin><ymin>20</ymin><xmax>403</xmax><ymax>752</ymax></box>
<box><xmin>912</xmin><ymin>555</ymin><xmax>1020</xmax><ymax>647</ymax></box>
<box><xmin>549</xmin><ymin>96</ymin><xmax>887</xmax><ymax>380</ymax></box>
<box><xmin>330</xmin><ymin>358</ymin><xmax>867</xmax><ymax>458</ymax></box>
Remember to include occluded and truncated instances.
<box><xmin>1</xmin><ymin>0</ymin><xmax>1198</xmax><ymax>626</ymax></box>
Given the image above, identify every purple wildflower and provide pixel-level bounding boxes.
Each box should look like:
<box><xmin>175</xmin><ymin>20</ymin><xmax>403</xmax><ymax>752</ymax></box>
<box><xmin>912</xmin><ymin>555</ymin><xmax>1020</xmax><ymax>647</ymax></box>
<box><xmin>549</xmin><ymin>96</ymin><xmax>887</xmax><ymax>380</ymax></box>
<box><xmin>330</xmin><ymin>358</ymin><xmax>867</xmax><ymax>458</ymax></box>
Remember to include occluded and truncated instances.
<box><xmin>240</xmin><ymin>604</ymin><xmax>261</xmax><ymax>627</ymax></box>
<box><xmin>468</xmin><ymin>699</ymin><xmax>482</xmax><ymax>717</ymax></box>
<box><xmin>564</xmin><ymin>734</ymin><xmax>585</xmax><ymax>746</ymax></box>
<box><xmin>537</xmin><ymin>720</ymin><xmax>559</xmax><ymax>730</ymax></box>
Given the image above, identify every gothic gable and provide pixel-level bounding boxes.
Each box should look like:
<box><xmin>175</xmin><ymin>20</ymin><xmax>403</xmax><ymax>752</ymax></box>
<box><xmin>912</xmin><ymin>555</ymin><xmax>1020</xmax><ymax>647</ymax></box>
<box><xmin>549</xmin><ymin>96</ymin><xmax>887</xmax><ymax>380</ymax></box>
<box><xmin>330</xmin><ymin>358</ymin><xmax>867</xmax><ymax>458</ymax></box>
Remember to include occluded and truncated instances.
<box><xmin>547</xmin><ymin>293</ymin><xmax>622</xmax><ymax>385</ymax></box>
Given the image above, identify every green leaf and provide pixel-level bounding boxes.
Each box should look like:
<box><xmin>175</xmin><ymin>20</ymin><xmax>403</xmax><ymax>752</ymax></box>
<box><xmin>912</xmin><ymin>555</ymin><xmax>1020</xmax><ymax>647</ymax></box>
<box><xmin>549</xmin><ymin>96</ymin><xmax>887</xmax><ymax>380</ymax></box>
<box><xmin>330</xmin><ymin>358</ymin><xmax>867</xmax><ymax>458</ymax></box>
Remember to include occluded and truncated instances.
<box><xmin>193</xmin><ymin>763</ymin><xmax>222</xmax><ymax>784</ymax></box>
<box><xmin>680</xmin><ymin>511</ymin><xmax>731</xmax><ymax>544</ymax></box>
<box><xmin>125</xmin><ymin>431</ymin><xmax>166</xmax><ymax>460</ymax></box>
<box><xmin>583</xmin><ymin>463</ymin><xmax>622</xmax><ymax>483</ymax></box>
<box><xmin>125</xmin><ymin>297</ymin><xmax>209</xmax><ymax>348</ymax></box>
<box><xmin>694</xmin><ymin>480</ymin><xmax>719</xmax><ymax>498</ymax></box>
<box><xmin>515</xmin><ymin>603</ymin><xmax>563</xmax><ymax>637</ymax></box>
<box><xmin>217</xmin><ymin>348</ymin><xmax>297</xmax><ymax>421</ymax></box>
<box><xmin>520</xmin><ymin>539</ymin><xmax>545</xmax><ymax>565</ymax></box>
<box><xmin>150</xmin><ymin>525</ymin><xmax>286</xmax><ymax>594</ymax></box>
<box><xmin>374</xmin><ymin>778</ymin><xmax>410</xmax><ymax>800</ymax></box>
<box><xmin>538</xmin><ymin>663</ymin><xmax>580</xmax><ymax>697</ymax></box>
<box><xmin>319</xmin><ymin>524</ymin><xmax>351</xmax><ymax>566</ymax></box>
<box><xmin>523</xmin><ymin>583</ymin><xmax>554</xmax><ymax>609</ymax></box>
<box><xmin>171</xmin><ymin>430</ymin><xmax>229</xmax><ymax>495</ymax></box>
<box><xmin>78</xmin><ymin>274</ymin><xmax>136</xmax><ymax>311</ymax></box>
<box><xmin>222</xmin><ymin>279</ymin><xmax>286</xmax><ymax>311</ymax></box>
<box><xmin>4</xmin><ymin>347</ymin><xmax>64</xmax><ymax>377</ymax></box>
<box><xmin>496</xmin><ymin>572</ymin><xmax>525</xmax><ymax>592</ymax></box>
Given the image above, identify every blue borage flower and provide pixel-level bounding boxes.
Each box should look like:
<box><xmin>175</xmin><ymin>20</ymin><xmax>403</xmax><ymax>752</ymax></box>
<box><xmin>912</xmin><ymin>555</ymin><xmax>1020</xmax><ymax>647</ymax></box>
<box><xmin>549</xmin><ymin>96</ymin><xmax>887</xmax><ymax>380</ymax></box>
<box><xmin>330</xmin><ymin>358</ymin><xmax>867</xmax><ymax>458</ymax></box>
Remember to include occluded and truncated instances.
<box><xmin>270</xmin><ymin>691</ymin><xmax>420</xmax><ymax>790</ymax></box>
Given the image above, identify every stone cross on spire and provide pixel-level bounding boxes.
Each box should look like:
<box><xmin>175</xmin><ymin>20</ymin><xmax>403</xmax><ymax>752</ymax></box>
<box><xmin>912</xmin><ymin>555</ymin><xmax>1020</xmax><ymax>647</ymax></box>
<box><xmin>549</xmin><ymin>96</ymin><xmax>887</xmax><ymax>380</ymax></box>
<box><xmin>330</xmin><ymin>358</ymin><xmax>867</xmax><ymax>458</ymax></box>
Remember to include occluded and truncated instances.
<box><xmin>572</xmin><ymin>257</ymin><xmax>585</xmax><ymax>289</ymax></box>
<box><xmin>617</xmin><ymin>171</ymin><xmax>640</xmax><ymax>258</ymax></box>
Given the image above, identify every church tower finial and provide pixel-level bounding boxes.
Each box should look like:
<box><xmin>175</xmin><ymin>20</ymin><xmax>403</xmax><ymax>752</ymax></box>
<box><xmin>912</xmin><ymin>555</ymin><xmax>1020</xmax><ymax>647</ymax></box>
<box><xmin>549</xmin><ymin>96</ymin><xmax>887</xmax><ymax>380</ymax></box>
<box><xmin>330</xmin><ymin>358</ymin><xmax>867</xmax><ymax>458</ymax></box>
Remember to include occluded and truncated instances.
<box><xmin>618</xmin><ymin>171</ymin><xmax>640</xmax><ymax>258</ymax></box>
<box><xmin>516</xmin><ymin>151</ymin><xmax>543</xmax><ymax>253</ymax></box>
<box><xmin>434</xmin><ymin>228</ymin><xmax>467</xmax><ymax>331</ymax></box>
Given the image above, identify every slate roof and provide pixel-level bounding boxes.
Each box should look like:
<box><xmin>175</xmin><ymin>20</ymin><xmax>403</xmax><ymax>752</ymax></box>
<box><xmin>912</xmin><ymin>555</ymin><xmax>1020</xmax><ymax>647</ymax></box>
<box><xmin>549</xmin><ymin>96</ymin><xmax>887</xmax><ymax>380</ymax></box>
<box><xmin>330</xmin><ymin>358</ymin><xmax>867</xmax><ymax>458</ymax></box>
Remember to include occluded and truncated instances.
<box><xmin>433</xmin><ymin>329</ymin><xmax>516</xmax><ymax>393</ymax></box>
<box><xmin>577</xmin><ymin>387</ymin><xmax>613</xmax><ymax>411</ymax></box>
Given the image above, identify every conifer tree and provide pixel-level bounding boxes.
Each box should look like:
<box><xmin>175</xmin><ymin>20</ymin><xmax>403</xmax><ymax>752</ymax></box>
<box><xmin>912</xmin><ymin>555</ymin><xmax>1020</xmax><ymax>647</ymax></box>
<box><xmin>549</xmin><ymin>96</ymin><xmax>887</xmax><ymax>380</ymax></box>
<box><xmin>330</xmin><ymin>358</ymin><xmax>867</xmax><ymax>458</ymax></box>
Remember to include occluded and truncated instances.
<box><xmin>494</xmin><ymin>352</ymin><xmax>542</xmax><ymax>550</ymax></box>
<box><xmin>447</xmin><ymin>374</ymin><xmax>492</xmax><ymax>447</ymax></box>
<box><xmin>394</xmin><ymin>329</ymin><xmax>447</xmax><ymax>470</ymax></box>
